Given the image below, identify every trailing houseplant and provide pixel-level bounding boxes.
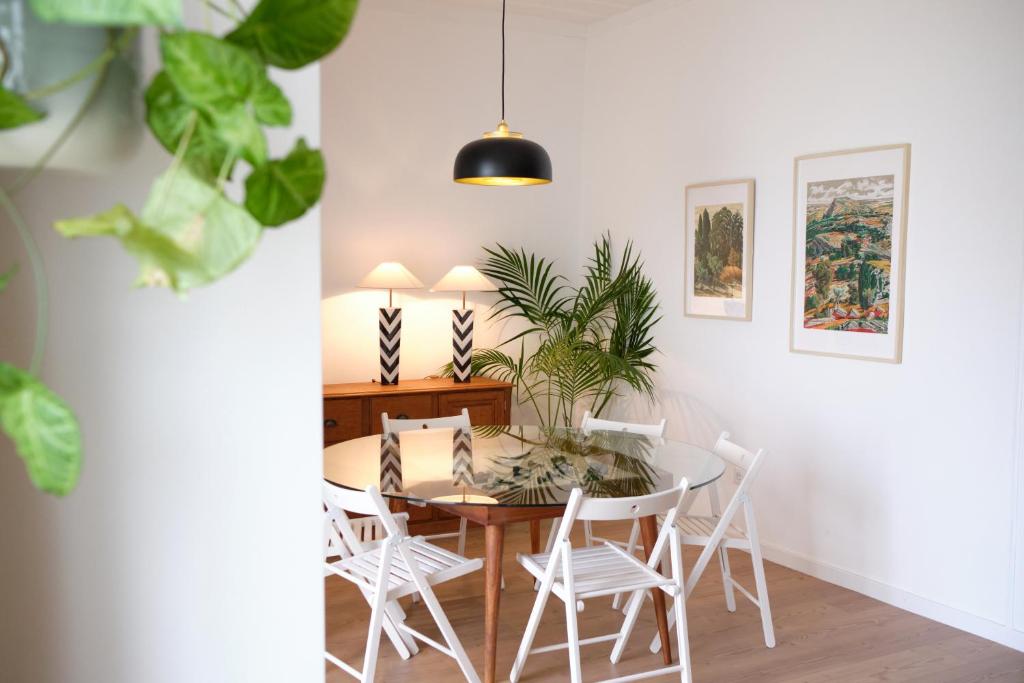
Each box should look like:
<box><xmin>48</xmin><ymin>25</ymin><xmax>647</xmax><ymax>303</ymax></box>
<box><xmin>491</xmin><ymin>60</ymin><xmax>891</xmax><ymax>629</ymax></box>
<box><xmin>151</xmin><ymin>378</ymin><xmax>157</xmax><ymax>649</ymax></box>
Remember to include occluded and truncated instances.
<box><xmin>446</xmin><ymin>234</ymin><xmax>661</xmax><ymax>428</ymax></box>
<box><xmin>0</xmin><ymin>0</ymin><xmax>358</xmax><ymax>496</ymax></box>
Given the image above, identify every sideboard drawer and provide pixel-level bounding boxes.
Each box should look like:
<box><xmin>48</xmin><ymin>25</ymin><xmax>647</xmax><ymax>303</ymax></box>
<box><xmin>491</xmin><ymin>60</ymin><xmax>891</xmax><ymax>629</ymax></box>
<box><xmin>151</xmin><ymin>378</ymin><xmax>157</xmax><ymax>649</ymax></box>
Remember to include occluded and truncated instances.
<box><xmin>368</xmin><ymin>394</ymin><xmax>434</xmax><ymax>434</ymax></box>
<box><xmin>438</xmin><ymin>390</ymin><xmax>508</xmax><ymax>426</ymax></box>
<box><xmin>323</xmin><ymin>398</ymin><xmax>363</xmax><ymax>445</ymax></box>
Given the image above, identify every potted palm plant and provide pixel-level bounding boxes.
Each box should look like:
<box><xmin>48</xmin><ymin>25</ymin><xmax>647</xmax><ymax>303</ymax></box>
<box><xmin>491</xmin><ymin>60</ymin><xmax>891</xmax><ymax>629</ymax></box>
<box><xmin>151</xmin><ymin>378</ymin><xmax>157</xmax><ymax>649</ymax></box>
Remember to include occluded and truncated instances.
<box><xmin>447</xmin><ymin>233</ymin><xmax>661</xmax><ymax>428</ymax></box>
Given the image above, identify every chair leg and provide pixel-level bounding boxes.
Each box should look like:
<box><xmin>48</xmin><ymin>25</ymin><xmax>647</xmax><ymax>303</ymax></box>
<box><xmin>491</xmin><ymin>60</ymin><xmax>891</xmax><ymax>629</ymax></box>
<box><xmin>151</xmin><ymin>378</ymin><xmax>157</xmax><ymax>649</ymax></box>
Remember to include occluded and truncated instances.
<box><xmin>385</xmin><ymin>601</ymin><xmax>418</xmax><ymax>656</ymax></box>
<box><xmin>583</xmin><ymin>520</ymin><xmax>593</xmax><ymax>547</ymax></box>
<box><xmin>718</xmin><ymin>544</ymin><xmax>737</xmax><ymax>613</ymax></box>
<box><xmin>670</xmin><ymin>532</ymin><xmax>692</xmax><ymax>683</ymax></box>
<box><xmin>612</xmin><ymin>520</ymin><xmax>641</xmax><ymax>610</ymax></box>
<box><xmin>510</xmin><ymin>575</ymin><xmax>555</xmax><ymax>683</ymax></box>
<box><xmin>744</xmin><ymin>503</ymin><xmax>776</xmax><ymax>648</ymax></box>
<box><xmin>561</xmin><ymin>542</ymin><xmax>583</xmax><ymax>683</ymax></box>
<box><xmin>356</xmin><ymin>586</ymin><xmax>411</xmax><ymax>659</ymax></box>
<box><xmin>419</xmin><ymin>586</ymin><xmax>480</xmax><ymax>682</ymax></box>
<box><xmin>403</xmin><ymin>549</ymin><xmax>481</xmax><ymax>683</ymax></box>
<box><xmin>610</xmin><ymin>588</ymin><xmax>645</xmax><ymax>663</ymax></box>
<box><xmin>536</xmin><ymin>520</ymin><xmax>560</xmax><ymax>591</ymax></box>
<box><xmin>361</xmin><ymin>583</ymin><xmax>390</xmax><ymax>682</ymax></box>
<box><xmin>672</xmin><ymin>591</ymin><xmax>692</xmax><ymax>683</ymax></box>
<box><xmin>457</xmin><ymin>517</ymin><xmax>467</xmax><ymax>557</ymax></box>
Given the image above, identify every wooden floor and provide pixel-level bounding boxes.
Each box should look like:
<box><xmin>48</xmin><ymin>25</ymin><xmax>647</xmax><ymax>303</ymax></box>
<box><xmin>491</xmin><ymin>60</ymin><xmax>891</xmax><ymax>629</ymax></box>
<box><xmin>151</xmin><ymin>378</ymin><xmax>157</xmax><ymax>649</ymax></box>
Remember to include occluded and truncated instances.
<box><xmin>326</xmin><ymin>520</ymin><xmax>1024</xmax><ymax>682</ymax></box>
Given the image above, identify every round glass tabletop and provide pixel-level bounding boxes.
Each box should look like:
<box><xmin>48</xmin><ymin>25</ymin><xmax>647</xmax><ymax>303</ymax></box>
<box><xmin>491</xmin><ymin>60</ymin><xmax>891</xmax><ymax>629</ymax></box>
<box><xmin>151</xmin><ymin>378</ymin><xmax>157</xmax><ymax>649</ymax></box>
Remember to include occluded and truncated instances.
<box><xmin>323</xmin><ymin>425</ymin><xmax>726</xmax><ymax>508</ymax></box>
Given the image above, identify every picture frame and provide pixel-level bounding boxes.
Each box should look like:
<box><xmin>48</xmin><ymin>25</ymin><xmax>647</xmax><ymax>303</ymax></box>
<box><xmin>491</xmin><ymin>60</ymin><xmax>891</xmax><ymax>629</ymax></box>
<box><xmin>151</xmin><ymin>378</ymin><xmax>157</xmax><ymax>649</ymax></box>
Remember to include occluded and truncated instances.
<box><xmin>684</xmin><ymin>179</ymin><xmax>755</xmax><ymax>321</ymax></box>
<box><xmin>789</xmin><ymin>144</ymin><xmax>911</xmax><ymax>363</ymax></box>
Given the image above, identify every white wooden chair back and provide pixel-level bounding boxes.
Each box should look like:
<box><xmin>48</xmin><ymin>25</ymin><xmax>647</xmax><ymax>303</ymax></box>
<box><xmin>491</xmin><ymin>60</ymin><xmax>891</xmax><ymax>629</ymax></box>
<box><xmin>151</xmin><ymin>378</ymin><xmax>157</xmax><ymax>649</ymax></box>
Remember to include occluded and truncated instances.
<box><xmin>580</xmin><ymin>409</ymin><xmax>666</xmax><ymax>438</ymax></box>
<box><xmin>711</xmin><ymin>432</ymin><xmax>767</xmax><ymax>509</ymax></box>
<box><xmin>381</xmin><ymin>408</ymin><xmax>470</xmax><ymax>435</ymax></box>
<box><xmin>576</xmin><ymin>486</ymin><xmax>688</xmax><ymax>522</ymax></box>
<box><xmin>322</xmin><ymin>482</ymin><xmax>406</xmax><ymax>557</ymax></box>
<box><xmin>713</xmin><ymin>431</ymin><xmax>763</xmax><ymax>474</ymax></box>
<box><xmin>548</xmin><ymin>484</ymin><xmax>688</xmax><ymax>569</ymax></box>
<box><xmin>649</xmin><ymin>431</ymin><xmax>776</xmax><ymax>653</ymax></box>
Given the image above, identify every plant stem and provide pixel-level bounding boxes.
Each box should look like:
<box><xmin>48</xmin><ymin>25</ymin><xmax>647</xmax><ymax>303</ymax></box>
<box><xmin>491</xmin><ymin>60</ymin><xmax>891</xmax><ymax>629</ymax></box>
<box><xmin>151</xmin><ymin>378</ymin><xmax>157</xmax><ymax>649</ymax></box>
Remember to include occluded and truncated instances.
<box><xmin>22</xmin><ymin>28</ymin><xmax>136</xmax><ymax>102</ymax></box>
<box><xmin>0</xmin><ymin>34</ymin><xmax>10</xmax><ymax>83</ymax></box>
<box><xmin>201</xmin><ymin>0</ymin><xmax>240</xmax><ymax>22</ymax></box>
<box><xmin>150</xmin><ymin>110</ymin><xmax>198</xmax><ymax>220</ymax></box>
<box><xmin>8</xmin><ymin>37</ymin><xmax>117</xmax><ymax>196</ymax></box>
<box><xmin>0</xmin><ymin>188</ymin><xmax>47</xmax><ymax>376</ymax></box>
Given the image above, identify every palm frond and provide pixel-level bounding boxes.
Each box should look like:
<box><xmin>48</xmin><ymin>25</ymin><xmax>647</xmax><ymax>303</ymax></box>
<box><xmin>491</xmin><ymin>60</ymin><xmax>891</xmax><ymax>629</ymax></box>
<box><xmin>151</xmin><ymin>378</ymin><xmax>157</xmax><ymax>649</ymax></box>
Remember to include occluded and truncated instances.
<box><xmin>468</xmin><ymin>234</ymin><xmax>660</xmax><ymax>427</ymax></box>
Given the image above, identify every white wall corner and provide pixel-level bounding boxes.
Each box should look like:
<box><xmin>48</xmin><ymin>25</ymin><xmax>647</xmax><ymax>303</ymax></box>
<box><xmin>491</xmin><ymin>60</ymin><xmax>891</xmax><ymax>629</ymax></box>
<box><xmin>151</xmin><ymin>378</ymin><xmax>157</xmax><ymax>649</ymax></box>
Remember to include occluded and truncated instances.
<box><xmin>1011</xmin><ymin>205</ymin><xmax>1024</xmax><ymax>635</ymax></box>
<box><xmin>762</xmin><ymin>542</ymin><xmax>1024</xmax><ymax>653</ymax></box>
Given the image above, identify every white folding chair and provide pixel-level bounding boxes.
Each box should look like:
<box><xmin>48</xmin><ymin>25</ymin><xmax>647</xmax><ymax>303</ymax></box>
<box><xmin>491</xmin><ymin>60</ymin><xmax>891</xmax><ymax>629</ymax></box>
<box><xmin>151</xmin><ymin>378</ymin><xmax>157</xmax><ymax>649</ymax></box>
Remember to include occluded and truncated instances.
<box><xmin>381</xmin><ymin>408</ymin><xmax>471</xmax><ymax>555</ymax></box>
<box><xmin>648</xmin><ymin>432</ymin><xmax>775</xmax><ymax>652</ymax></box>
<box><xmin>543</xmin><ymin>411</ymin><xmax>668</xmax><ymax>563</ymax></box>
<box><xmin>323</xmin><ymin>482</ymin><xmax>482</xmax><ymax>682</ymax></box>
<box><xmin>323</xmin><ymin>503</ymin><xmax>418</xmax><ymax>661</ymax></box>
<box><xmin>511</xmin><ymin>484</ymin><xmax>693</xmax><ymax>683</ymax></box>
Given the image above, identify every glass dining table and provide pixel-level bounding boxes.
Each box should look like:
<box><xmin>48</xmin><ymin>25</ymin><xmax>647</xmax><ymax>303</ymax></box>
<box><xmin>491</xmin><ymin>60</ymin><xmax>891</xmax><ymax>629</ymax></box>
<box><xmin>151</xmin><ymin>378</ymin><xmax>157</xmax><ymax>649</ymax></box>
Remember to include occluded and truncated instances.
<box><xmin>323</xmin><ymin>425</ymin><xmax>726</xmax><ymax>683</ymax></box>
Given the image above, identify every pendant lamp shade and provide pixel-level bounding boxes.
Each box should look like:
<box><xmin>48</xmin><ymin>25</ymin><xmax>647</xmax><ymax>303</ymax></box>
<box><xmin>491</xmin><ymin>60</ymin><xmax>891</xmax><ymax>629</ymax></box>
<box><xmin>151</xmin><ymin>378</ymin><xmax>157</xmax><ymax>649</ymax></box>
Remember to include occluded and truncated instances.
<box><xmin>453</xmin><ymin>0</ymin><xmax>552</xmax><ymax>186</ymax></box>
<box><xmin>454</xmin><ymin>123</ymin><xmax>552</xmax><ymax>186</ymax></box>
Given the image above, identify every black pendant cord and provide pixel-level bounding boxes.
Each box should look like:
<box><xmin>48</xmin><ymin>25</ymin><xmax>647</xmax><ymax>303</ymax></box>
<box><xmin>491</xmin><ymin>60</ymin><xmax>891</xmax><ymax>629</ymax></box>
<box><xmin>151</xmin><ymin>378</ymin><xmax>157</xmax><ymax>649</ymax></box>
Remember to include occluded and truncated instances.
<box><xmin>501</xmin><ymin>0</ymin><xmax>506</xmax><ymax>121</ymax></box>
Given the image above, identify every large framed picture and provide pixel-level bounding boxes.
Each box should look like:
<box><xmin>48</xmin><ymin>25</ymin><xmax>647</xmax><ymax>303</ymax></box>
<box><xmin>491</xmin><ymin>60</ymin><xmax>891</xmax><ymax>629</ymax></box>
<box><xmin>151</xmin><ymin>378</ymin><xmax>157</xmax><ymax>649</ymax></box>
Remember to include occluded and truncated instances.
<box><xmin>684</xmin><ymin>179</ymin><xmax>755</xmax><ymax>320</ymax></box>
<box><xmin>790</xmin><ymin>144</ymin><xmax>911</xmax><ymax>362</ymax></box>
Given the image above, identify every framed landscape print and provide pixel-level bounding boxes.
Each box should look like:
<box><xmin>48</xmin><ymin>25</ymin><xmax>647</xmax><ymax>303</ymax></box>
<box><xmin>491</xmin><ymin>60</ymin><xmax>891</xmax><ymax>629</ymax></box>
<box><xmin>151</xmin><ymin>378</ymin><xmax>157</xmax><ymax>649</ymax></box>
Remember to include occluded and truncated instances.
<box><xmin>684</xmin><ymin>179</ymin><xmax>755</xmax><ymax>320</ymax></box>
<box><xmin>790</xmin><ymin>144</ymin><xmax>911</xmax><ymax>362</ymax></box>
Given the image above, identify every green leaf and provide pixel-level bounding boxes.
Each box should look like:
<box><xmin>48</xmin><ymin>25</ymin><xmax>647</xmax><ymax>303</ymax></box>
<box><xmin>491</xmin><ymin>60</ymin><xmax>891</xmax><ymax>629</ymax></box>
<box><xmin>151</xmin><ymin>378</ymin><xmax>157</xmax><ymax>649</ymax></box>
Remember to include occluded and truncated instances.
<box><xmin>145</xmin><ymin>72</ymin><xmax>234</xmax><ymax>181</ymax></box>
<box><xmin>0</xmin><ymin>87</ymin><xmax>44</xmax><ymax>130</ymax></box>
<box><xmin>28</xmin><ymin>0</ymin><xmax>181</xmax><ymax>25</ymax></box>
<box><xmin>252</xmin><ymin>79</ymin><xmax>292</xmax><ymax>126</ymax></box>
<box><xmin>244</xmin><ymin>138</ymin><xmax>325</xmax><ymax>226</ymax></box>
<box><xmin>0</xmin><ymin>364</ymin><xmax>81</xmax><ymax>497</ymax></box>
<box><xmin>159</xmin><ymin>32</ymin><xmax>290</xmax><ymax>166</ymax></box>
<box><xmin>55</xmin><ymin>170</ymin><xmax>262</xmax><ymax>293</ymax></box>
<box><xmin>161</xmin><ymin>31</ymin><xmax>262</xmax><ymax>106</ymax></box>
<box><xmin>227</xmin><ymin>0</ymin><xmax>359</xmax><ymax>69</ymax></box>
<box><xmin>0</xmin><ymin>264</ymin><xmax>17</xmax><ymax>293</ymax></box>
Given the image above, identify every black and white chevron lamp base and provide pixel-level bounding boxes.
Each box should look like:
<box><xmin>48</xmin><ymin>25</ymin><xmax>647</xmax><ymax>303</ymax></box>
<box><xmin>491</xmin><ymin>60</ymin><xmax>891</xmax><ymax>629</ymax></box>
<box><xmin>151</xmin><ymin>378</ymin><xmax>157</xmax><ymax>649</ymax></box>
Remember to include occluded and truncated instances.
<box><xmin>379</xmin><ymin>433</ymin><xmax>402</xmax><ymax>493</ymax></box>
<box><xmin>452</xmin><ymin>427</ymin><xmax>474</xmax><ymax>487</ymax></box>
<box><xmin>379</xmin><ymin>307</ymin><xmax>401</xmax><ymax>385</ymax></box>
<box><xmin>452</xmin><ymin>309</ymin><xmax>474</xmax><ymax>383</ymax></box>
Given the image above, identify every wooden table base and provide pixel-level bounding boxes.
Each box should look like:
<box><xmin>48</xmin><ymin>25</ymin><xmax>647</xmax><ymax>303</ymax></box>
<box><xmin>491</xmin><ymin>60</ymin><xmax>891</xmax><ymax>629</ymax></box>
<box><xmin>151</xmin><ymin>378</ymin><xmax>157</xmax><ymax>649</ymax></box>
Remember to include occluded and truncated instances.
<box><xmin>639</xmin><ymin>515</ymin><xmax>672</xmax><ymax>665</ymax></box>
<box><xmin>484</xmin><ymin>523</ymin><xmax>505</xmax><ymax>683</ymax></box>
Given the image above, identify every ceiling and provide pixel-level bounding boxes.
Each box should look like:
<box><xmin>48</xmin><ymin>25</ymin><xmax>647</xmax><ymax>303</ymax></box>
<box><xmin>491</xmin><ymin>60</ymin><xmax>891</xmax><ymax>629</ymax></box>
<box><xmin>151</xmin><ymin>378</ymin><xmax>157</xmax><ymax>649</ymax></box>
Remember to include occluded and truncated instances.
<box><xmin>433</xmin><ymin>0</ymin><xmax>654</xmax><ymax>25</ymax></box>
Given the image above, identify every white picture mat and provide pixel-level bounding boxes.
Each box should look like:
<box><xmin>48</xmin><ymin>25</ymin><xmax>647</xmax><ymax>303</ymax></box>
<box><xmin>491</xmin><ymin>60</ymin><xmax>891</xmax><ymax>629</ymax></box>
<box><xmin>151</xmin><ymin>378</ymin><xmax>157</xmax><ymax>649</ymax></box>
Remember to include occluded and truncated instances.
<box><xmin>685</xmin><ymin>180</ymin><xmax>754</xmax><ymax>319</ymax></box>
<box><xmin>790</xmin><ymin>145</ymin><xmax>909</xmax><ymax>361</ymax></box>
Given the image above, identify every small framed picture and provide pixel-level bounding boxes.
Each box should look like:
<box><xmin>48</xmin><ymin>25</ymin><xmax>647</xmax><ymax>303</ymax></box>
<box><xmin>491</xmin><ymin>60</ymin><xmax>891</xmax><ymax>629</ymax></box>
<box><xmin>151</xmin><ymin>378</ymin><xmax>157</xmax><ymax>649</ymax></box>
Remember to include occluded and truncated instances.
<box><xmin>790</xmin><ymin>144</ymin><xmax>911</xmax><ymax>363</ymax></box>
<box><xmin>684</xmin><ymin>179</ymin><xmax>755</xmax><ymax>320</ymax></box>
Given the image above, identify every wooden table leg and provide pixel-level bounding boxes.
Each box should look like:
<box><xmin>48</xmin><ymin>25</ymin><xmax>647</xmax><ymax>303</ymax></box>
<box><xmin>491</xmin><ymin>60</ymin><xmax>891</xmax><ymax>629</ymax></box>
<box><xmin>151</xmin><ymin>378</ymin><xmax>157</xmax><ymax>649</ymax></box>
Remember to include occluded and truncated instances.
<box><xmin>639</xmin><ymin>515</ymin><xmax>673</xmax><ymax>665</ymax></box>
<box><xmin>529</xmin><ymin>519</ymin><xmax>541</xmax><ymax>554</ymax></box>
<box><xmin>484</xmin><ymin>523</ymin><xmax>505</xmax><ymax>683</ymax></box>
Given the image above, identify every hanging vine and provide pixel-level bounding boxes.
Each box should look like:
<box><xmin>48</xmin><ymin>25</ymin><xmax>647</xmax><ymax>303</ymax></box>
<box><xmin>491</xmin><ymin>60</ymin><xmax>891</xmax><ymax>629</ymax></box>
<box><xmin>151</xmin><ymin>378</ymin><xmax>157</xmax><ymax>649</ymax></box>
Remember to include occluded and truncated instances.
<box><xmin>0</xmin><ymin>0</ymin><xmax>359</xmax><ymax>495</ymax></box>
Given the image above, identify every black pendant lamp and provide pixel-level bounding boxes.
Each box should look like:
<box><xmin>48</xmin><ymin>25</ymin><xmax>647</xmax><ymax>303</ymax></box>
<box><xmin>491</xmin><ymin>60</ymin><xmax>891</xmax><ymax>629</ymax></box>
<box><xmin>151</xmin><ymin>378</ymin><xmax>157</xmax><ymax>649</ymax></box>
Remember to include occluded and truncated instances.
<box><xmin>453</xmin><ymin>0</ymin><xmax>552</xmax><ymax>186</ymax></box>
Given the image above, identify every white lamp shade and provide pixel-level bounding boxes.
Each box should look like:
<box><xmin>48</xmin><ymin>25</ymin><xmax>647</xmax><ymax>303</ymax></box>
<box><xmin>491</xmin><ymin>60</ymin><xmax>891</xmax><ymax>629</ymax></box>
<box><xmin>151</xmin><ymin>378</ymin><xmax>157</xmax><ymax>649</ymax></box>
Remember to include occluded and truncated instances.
<box><xmin>430</xmin><ymin>265</ymin><xmax>498</xmax><ymax>293</ymax></box>
<box><xmin>358</xmin><ymin>262</ymin><xmax>424</xmax><ymax>290</ymax></box>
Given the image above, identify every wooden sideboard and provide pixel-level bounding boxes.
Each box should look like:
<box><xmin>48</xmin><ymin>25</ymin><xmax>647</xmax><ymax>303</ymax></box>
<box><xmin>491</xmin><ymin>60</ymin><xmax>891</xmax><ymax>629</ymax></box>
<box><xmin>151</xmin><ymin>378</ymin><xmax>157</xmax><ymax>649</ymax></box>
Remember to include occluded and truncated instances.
<box><xmin>322</xmin><ymin>377</ymin><xmax>513</xmax><ymax>534</ymax></box>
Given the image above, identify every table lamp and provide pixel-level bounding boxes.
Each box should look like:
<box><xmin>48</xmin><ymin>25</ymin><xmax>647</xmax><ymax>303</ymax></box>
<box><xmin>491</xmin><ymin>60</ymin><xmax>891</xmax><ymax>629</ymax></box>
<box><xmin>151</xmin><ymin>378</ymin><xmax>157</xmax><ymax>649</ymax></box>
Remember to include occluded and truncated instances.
<box><xmin>431</xmin><ymin>265</ymin><xmax>498</xmax><ymax>383</ymax></box>
<box><xmin>359</xmin><ymin>262</ymin><xmax>424</xmax><ymax>385</ymax></box>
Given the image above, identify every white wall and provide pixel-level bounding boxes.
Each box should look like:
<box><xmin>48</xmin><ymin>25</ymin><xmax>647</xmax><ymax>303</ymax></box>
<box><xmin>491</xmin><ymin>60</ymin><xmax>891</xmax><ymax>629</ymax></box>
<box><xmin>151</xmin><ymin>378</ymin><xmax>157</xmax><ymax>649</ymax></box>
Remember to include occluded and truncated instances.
<box><xmin>581</xmin><ymin>0</ymin><xmax>1024</xmax><ymax>649</ymax></box>
<box><xmin>320</xmin><ymin>0</ymin><xmax>585</xmax><ymax>385</ymax></box>
<box><xmin>0</xmin><ymin>25</ymin><xmax>325</xmax><ymax>683</ymax></box>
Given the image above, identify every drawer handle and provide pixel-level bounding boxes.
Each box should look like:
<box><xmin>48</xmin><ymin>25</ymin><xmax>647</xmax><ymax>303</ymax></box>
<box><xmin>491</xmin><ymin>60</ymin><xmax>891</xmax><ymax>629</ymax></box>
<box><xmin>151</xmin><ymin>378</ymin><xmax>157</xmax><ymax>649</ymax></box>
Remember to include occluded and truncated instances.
<box><xmin>324</xmin><ymin>419</ymin><xmax>338</xmax><ymax>428</ymax></box>
<box><xmin>396</xmin><ymin>413</ymin><xmax>410</xmax><ymax>420</ymax></box>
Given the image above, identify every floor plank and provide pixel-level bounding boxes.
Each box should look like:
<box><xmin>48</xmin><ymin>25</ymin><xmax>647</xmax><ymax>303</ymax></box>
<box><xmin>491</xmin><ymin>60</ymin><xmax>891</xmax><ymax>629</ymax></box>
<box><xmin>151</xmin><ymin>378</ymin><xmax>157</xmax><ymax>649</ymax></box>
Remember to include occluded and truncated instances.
<box><xmin>325</xmin><ymin>520</ymin><xmax>1024</xmax><ymax>682</ymax></box>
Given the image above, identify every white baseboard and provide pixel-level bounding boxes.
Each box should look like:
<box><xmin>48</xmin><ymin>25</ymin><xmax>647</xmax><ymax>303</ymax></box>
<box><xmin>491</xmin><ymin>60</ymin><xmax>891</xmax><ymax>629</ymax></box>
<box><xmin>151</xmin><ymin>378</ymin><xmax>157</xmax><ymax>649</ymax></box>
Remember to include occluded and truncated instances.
<box><xmin>760</xmin><ymin>542</ymin><xmax>1024</xmax><ymax>653</ymax></box>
